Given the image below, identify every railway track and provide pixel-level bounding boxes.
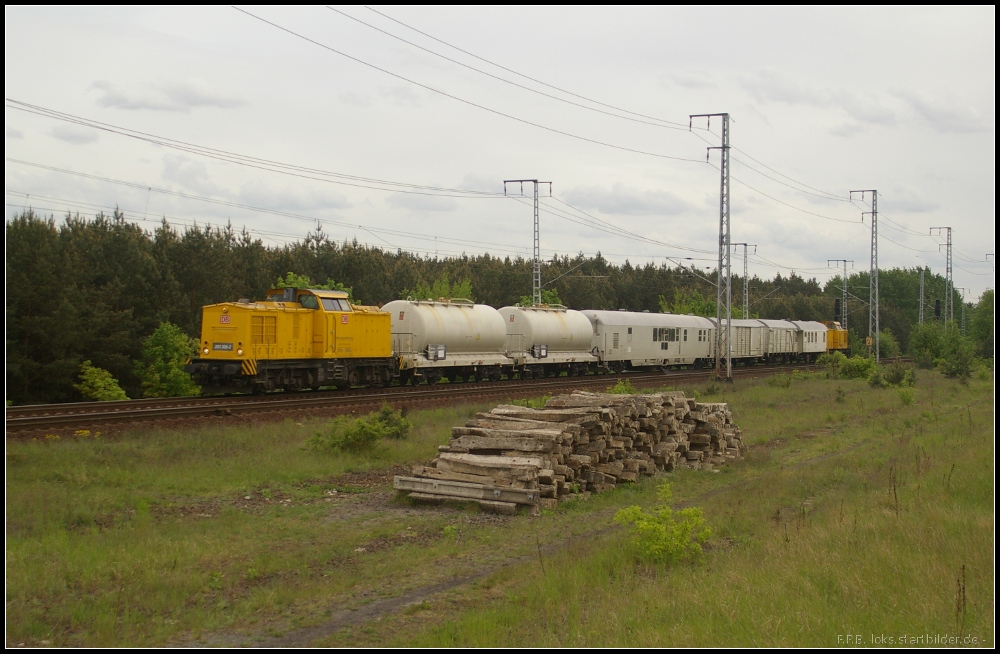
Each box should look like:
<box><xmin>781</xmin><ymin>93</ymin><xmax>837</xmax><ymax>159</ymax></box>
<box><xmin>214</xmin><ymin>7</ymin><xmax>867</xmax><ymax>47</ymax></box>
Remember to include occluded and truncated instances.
<box><xmin>6</xmin><ymin>365</ymin><xmax>815</xmax><ymax>432</ymax></box>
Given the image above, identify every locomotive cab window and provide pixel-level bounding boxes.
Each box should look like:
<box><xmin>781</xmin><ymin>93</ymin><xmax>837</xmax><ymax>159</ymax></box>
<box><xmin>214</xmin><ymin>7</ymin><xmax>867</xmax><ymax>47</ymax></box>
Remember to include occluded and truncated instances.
<box><xmin>321</xmin><ymin>298</ymin><xmax>350</xmax><ymax>311</ymax></box>
<box><xmin>298</xmin><ymin>295</ymin><xmax>319</xmax><ymax>309</ymax></box>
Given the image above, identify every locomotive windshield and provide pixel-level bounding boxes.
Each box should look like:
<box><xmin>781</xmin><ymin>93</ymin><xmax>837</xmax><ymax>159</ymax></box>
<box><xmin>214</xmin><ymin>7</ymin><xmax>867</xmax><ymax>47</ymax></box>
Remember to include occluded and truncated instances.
<box><xmin>298</xmin><ymin>295</ymin><xmax>319</xmax><ymax>309</ymax></box>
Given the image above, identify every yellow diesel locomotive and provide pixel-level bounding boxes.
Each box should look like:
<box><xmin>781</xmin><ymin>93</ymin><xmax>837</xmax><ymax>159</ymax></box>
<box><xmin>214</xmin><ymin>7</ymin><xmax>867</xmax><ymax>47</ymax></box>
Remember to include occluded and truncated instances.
<box><xmin>820</xmin><ymin>321</ymin><xmax>850</xmax><ymax>355</ymax></box>
<box><xmin>185</xmin><ymin>287</ymin><xmax>394</xmax><ymax>392</ymax></box>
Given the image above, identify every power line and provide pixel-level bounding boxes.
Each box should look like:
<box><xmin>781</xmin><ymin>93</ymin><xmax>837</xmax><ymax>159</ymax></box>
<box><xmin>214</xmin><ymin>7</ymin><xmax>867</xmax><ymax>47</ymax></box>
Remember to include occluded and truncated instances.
<box><xmin>326</xmin><ymin>6</ymin><xmax>689</xmax><ymax>132</ymax></box>
<box><xmin>231</xmin><ymin>7</ymin><xmax>705</xmax><ymax>164</ymax></box>
<box><xmin>361</xmin><ymin>5</ymin><xmax>692</xmax><ymax>130</ymax></box>
<box><xmin>5</xmin><ymin>101</ymin><xmax>506</xmax><ymax>198</ymax></box>
<box><xmin>691</xmin><ymin>128</ymin><xmax>851</xmax><ymax>203</ymax></box>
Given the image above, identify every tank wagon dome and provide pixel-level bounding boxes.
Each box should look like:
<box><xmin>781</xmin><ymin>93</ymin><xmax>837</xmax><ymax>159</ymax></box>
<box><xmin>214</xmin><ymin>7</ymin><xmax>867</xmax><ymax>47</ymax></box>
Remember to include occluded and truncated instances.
<box><xmin>383</xmin><ymin>298</ymin><xmax>507</xmax><ymax>355</ymax></box>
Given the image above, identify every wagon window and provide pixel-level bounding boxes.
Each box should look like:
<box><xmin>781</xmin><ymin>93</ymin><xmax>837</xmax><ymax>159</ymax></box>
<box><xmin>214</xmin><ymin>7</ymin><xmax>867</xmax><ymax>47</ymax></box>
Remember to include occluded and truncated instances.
<box><xmin>683</xmin><ymin>329</ymin><xmax>688</xmax><ymax>342</ymax></box>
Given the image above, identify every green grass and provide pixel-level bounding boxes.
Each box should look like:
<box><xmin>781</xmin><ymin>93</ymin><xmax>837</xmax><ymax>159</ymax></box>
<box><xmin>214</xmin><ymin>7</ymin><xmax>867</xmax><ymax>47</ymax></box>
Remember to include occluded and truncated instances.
<box><xmin>6</xmin><ymin>371</ymin><xmax>994</xmax><ymax>647</ymax></box>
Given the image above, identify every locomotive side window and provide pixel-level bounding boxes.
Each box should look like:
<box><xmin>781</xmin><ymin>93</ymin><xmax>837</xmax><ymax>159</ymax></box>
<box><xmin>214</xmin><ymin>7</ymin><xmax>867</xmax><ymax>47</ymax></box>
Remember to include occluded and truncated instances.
<box><xmin>320</xmin><ymin>298</ymin><xmax>352</xmax><ymax>311</ymax></box>
<box><xmin>299</xmin><ymin>295</ymin><xmax>319</xmax><ymax>309</ymax></box>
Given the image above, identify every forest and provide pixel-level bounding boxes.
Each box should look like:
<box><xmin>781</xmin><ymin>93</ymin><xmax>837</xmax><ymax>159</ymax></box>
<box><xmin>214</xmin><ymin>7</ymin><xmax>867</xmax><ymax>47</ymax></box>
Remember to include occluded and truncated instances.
<box><xmin>6</xmin><ymin>209</ymin><xmax>993</xmax><ymax>405</ymax></box>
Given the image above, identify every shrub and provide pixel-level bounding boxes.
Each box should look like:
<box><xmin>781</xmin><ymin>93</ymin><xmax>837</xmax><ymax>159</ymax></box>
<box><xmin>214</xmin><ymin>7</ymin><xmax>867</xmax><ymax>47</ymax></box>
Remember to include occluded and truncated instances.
<box><xmin>608</xmin><ymin>379</ymin><xmax>636</xmax><ymax>394</ymax></box>
<box><xmin>883</xmin><ymin>362</ymin><xmax>916</xmax><ymax>387</ymax></box>
<box><xmin>614</xmin><ymin>481</ymin><xmax>711</xmax><ymax>566</ymax></box>
<box><xmin>938</xmin><ymin>329</ymin><xmax>976</xmax><ymax>385</ymax></box>
<box><xmin>75</xmin><ymin>360</ymin><xmax>128</xmax><ymax>401</ymax></box>
<box><xmin>868</xmin><ymin>361</ymin><xmax>916</xmax><ymax>388</ymax></box>
<box><xmin>898</xmin><ymin>387</ymin><xmax>915</xmax><ymax>405</ymax></box>
<box><xmin>136</xmin><ymin>322</ymin><xmax>200</xmax><ymax>398</ymax></box>
<box><xmin>818</xmin><ymin>351</ymin><xmax>847</xmax><ymax>378</ymax></box>
<box><xmin>841</xmin><ymin>356</ymin><xmax>876</xmax><ymax>380</ymax></box>
<box><xmin>306</xmin><ymin>404</ymin><xmax>412</xmax><ymax>452</ymax></box>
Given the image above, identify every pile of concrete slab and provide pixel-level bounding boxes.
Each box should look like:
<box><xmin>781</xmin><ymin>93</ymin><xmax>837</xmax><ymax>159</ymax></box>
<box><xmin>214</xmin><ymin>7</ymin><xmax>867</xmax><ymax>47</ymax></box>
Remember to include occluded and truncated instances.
<box><xmin>393</xmin><ymin>390</ymin><xmax>746</xmax><ymax>514</ymax></box>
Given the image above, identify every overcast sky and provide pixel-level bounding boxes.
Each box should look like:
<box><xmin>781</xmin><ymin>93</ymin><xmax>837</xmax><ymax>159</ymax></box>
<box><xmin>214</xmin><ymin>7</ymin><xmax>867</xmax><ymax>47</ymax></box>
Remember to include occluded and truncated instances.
<box><xmin>5</xmin><ymin>6</ymin><xmax>996</xmax><ymax>299</ymax></box>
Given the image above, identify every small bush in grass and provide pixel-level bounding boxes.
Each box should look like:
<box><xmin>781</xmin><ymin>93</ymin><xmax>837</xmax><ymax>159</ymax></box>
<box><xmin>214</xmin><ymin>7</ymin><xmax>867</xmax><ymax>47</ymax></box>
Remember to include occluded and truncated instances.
<box><xmin>306</xmin><ymin>403</ymin><xmax>412</xmax><ymax>452</ymax></box>
<box><xmin>608</xmin><ymin>379</ymin><xmax>636</xmax><ymax>394</ymax></box>
<box><xmin>898</xmin><ymin>387</ymin><xmax>915</xmax><ymax>405</ymax></box>
<box><xmin>869</xmin><ymin>362</ymin><xmax>916</xmax><ymax>388</ymax></box>
<box><xmin>614</xmin><ymin>481</ymin><xmax>711</xmax><ymax>566</ymax></box>
<box><xmin>841</xmin><ymin>355</ymin><xmax>876</xmax><ymax>380</ymax></box>
<box><xmin>767</xmin><ymin>374</ymin><xmax>792</xmax><ymax>388</ymax></box>
<box><xmin>511</xmin><ymin>395</ymin><xmax>551</xmax><ymax>409</ymax></box>
<box><xmin>818</xmin><ymin>351</ymin><xmax>847</xmax><ymax>378</ymax></box>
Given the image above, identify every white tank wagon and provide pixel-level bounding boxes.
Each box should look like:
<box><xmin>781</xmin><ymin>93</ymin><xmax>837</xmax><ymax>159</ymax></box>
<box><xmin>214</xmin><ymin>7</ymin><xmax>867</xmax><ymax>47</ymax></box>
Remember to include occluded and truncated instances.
<box><xmin>499</xmin><ymin>305</ymin><xmax>598</xmax><ymax>377</ymax></box>
<box><xmin>757</xmin><ymin>319</ymin><xmax>799</xmax><ymax>361</ymax></box>
<box><xmin>383</xmin><ymin>299</ymin><xmax>509</xmax><ymax>384</ymax></box>
<box><xmin>791</xmin><ymin>320</ymin><xmax>828</xmax><ymax>361</ymax></box>
<box><xmin>582</xmin><ymin>310</ymin><xmax>715</xmax><ymax>372</ymax></box>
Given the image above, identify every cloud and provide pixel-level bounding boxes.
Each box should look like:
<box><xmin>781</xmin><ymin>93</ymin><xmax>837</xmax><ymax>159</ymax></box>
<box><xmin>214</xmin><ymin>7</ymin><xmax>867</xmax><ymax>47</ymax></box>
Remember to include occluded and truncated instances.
<box><xmin>892</xmin><ymin>89</ymin><xmax>991</xmax><ymax>133</ymax></box>
<box><xmin>829</xmin><ymin>122</ymin><xmax>864</xmax><ymax>137</ymax></box>
<box><xmin>51</xmin><ymin>125</ymin><xmax>99</xmax><ymax>144</ymax></box>
<box><xmin>91</xmin><ymin>79</ymin><xmax>246</xmax><ymax>112</ymax></box>
<box><xmin>562</xmin><ymin>183</ymin><xmax>693</xmax><ymax>216</ymax></box>
<box><xmin>162</xmin><ymin>154</ymin><xmax>224</xmax><ymax>196</ymax></box>
<box><xmin>662</xmin><ymin>71</ymin><xmax>716</xmax><ymax>89</ymax></box>
<box><xmin>6</xmin><ymin>127</ymin><xmax>24</xmax><ymax>139</ymax></box>
<box><xmin>742</xmin><ymin>69</ymin><xmax>897</xmax><ymax>127</ymax></box>
<box><xmin>240</xmin><ymin>184</ymin><xmax>351</xmax><ymax>212</ymax></box>
<box><xmin>379</xmin><ymin>85</ymin><xmax>423</xmax><ymax>107</ymax></box>
<box><xmin>338</xmin><ymin>91</ymin><xmax>371</xmax><ymax>107</ymax></box>
<box><xmin>385</xmin><ymin>192</ymin><xmax>457</xmax><ymax>212</ymax></box>
<box><xmin>458</xmin><ymin>173</ymin><xmax>502</xmax><ymax>194</ymax></box>
<box><xmin>884</xmin><ymin>188</ymin><xmax>939</xmax><ymax>214</ymax></box>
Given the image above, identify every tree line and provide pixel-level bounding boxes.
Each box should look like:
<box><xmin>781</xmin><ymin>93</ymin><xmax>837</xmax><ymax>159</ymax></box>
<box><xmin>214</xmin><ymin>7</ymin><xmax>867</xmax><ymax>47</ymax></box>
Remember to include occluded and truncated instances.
<box><xmin>6</xmin><ymin>209</ymin><xmax>992</xmax><ymax>404</ymax></box>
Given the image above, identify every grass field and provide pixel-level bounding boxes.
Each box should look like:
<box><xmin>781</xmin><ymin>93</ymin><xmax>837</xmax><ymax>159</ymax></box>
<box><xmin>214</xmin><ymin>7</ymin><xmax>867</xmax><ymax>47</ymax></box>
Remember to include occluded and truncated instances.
<box><xmin>5</xmin><ymin>368</ymin><xmax>994</xmax><ymax>647</ymax></box>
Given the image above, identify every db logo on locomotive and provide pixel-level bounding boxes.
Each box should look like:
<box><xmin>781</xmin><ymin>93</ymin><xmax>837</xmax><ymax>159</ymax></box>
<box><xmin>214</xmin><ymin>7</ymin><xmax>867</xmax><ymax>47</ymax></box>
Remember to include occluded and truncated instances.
<box><xmin>219</xmin><ymin>315</ymin><xmax>231</xmax><ymax>324</ymax></box>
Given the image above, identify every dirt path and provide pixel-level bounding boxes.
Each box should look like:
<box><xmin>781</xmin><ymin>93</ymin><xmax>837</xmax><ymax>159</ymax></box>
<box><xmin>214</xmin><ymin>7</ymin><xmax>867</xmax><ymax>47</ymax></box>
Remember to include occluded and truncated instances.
<box><xmin>203</xmin><ymin>434</ymin><xmax>870</xmax><ymax>647</ymax></box>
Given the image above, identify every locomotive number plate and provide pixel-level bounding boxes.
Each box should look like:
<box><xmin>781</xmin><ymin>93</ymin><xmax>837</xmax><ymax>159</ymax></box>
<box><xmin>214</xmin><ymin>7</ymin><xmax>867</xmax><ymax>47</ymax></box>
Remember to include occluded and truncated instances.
<box><xmin>213</xmin><ymin>342</ymin><xmax>234</xmax><ymax>351</ymax></box>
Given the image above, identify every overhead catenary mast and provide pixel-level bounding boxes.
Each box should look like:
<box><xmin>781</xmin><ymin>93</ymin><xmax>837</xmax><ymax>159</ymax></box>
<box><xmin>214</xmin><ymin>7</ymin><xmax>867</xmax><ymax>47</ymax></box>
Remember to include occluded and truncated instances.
<box><xmin>504</xmin><ymin>179</ymin><xmax>552</xmax><ymax>306</ymax></box>
<box><xmin>851</xmin><ymin>190</ymin><xmax>879</xmax><ymax>362</ymax></box>
<box><xmin>690</xmin><ymin>112</ymin><xmax>731</xmax><ymax>381</ymax></box>
<box><xmin>734</xmin><ymin>243</ymin><xmax>756</xmax><ymax>319</ymax></box>
<box><xmin>828</xmin><ymin>259</ymin><xmax>853</xmax><ymax>329</ymax></box>
<box><xmin>930</xmin><ymin>227</ymin><xmax>953</xmax><ymax>324</ymax></box>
